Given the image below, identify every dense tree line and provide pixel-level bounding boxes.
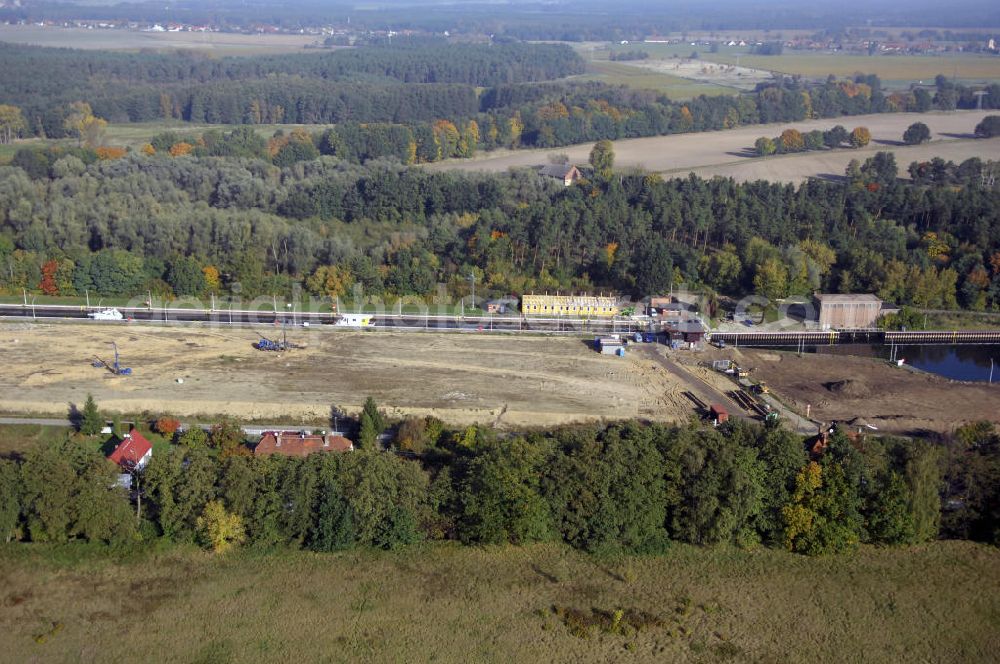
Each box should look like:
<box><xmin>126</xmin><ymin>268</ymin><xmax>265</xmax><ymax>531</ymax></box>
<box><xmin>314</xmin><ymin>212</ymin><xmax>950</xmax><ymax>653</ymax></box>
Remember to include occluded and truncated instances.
<box><xmin>3</xmin><ymin>417</ymin><xmax>996</xmax><ymax>554</ymax></box>
<box><xmin>3</xmin><ymin>146</ymin><xmax>1000</xmax><ymax>309</ymax></box>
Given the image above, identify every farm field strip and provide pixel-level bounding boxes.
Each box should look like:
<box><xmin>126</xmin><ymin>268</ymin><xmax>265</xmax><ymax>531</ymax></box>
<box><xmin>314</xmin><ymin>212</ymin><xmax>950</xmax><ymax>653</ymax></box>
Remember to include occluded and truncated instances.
<box><xmin>427</xmin><ymin>109</ymin><xmax>1000</xmax><ymax>183</ymax></box>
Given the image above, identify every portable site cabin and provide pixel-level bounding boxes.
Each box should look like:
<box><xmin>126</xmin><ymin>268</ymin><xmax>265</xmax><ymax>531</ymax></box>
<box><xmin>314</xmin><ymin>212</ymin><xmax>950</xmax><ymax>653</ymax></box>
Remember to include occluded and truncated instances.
<box><xmin>710</xmin><ymin>404</ymin><xmax>729</xmax><ymax>425</ymax></box>
<box><xmin>595</xmin><ymin>336</ymin><xmax>624</xmax><ymax>355</ymax></box>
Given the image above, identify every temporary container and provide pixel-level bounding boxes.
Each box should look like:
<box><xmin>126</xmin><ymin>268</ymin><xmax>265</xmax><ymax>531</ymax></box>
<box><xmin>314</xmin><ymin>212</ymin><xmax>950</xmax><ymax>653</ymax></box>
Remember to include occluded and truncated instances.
<box><xmin>710</xmin><ymin>404</ymin><xmax>729</xmax><ymax>425</ymax></box>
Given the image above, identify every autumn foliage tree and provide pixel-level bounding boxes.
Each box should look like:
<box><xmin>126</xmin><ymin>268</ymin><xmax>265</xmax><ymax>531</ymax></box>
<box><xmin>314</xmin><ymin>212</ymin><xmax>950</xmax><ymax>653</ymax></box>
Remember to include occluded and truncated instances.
<box><xmin>155</xmin><ymin>417</ymin><xmax>181</xmax><ymax>436</ymax></box>
<box><xmin>196</xmin><ymin>500</ymin><xmax>246</xmax><ymax>553</ymax></box>
<box><xmin>850</xmin><ymin>126</ymin><xmax>871</xmax><ymax>148</ymax></box>
<box><xmin>778</xmin><ymin>128</ymin><xmax>804</xmax><ymax>152</ymax></box>
<box><xmin>40</xmin><ymin>259</ymin><xmax>59</xmax><ymax>295</ymax></box>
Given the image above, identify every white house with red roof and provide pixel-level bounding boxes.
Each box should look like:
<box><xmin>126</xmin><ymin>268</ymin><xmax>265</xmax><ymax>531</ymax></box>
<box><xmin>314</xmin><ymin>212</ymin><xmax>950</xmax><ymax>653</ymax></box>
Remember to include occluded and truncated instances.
<box><xmin>107</xmin><ymin>429</ymin><xmax>153</xmax><ymax>472</ymax></box>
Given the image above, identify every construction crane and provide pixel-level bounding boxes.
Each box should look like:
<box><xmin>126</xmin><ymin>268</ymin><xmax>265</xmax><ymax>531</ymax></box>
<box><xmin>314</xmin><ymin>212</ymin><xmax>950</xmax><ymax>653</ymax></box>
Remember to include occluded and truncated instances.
<box><xmin>92</xmin><ymin>341</ymin><xmax>132</xmax><ymax>375</ymax></box>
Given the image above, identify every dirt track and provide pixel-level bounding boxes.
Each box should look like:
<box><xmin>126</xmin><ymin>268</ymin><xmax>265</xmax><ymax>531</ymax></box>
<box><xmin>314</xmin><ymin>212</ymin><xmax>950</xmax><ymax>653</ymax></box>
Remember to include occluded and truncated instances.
<box><xmin>427</xmin><ymin>110</ymin><xmax>1000</xmax><ymax>183</ymax></box>
<box><xmin>0</xmin><ymin>322</ymin><xmax>695</xmax><ymax>427</ymax></box>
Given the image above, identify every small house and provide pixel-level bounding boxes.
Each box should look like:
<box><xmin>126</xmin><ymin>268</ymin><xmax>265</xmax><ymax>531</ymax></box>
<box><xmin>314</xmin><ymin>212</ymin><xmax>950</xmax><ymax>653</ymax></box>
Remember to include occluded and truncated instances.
<box><xmin>666</xmin><ymin>320</ymin><xmax>705</xmax><ymax>345</ymax></box>
<box><xmin>484</xmin><ymin>297</ymin><xmax>519</xmax><ymax>314</ymax></box>
<box><xmin>538</xmin><ymin>163</ymin><xmax>582</xmax><ymax>186</ymax></box>
<box><xmin>254</xmin><ymin>431</ymin><xmax>354</xmax><ymax>457</ymax></box>
<box><xmin>107</xmin><ymin>429</ymin><xmax>153</xmax><ymax>472</ymax></box>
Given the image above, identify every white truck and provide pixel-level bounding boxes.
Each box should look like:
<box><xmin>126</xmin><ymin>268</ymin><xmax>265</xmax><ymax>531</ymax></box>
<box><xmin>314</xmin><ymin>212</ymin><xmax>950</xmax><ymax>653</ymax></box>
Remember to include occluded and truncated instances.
<box><xmin>334</xmin><ymin>313</ymin><xmax>376</xmax><ymax>327</ymax></box>
<box><xmin>88</xmin><ymin>308</ymin><xmax>124</xmax><ymax>321</ymax></box>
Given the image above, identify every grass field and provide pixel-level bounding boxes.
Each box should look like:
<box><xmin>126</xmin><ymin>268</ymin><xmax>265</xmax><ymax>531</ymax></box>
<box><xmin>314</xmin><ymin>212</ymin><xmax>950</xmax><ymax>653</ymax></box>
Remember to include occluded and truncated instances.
<box><xmin>705</xmin><ymin>52</ymin><xmax>1000</xmax><ymax>83</ymax></box>
<box><xmin>0</xmin><ymin>122</ymin><xmax>336</xmax><ymax>163</ymax></box>
<box><xmin>570</xmin><ymin>61</ymin><xmax>739</xmax><ymax>98</ymax></box>
<box><xmin>0</xmin><ymin>540</ymin><xmax>997</xmax><ymax>662</ymax></box>
<box><xmin>0</xmin><ymin>25</ymin><xmax>320</xmax><ymax>54</ymax></box>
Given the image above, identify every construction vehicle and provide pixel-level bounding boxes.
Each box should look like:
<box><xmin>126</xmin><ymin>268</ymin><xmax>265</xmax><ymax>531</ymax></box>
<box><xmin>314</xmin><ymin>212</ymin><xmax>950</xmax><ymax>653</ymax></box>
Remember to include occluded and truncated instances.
<box><xmin>753</xmin><ymin>382</ymin><xmax>770</xmax><ymax>395</ymax></box>
<box><xmin>92</xmin><ymin>341</ymin><xmax>132</xmax><ymax>375</ymax></box>
<box><xmin>89</xmin><ymin>308</ymin><xmax>124</xmax><ymax>321</ymax></box>
<box><xmin>255</xmin><ymin>330</ymin><xmax>290</xmax><ymax>352</ymax></box>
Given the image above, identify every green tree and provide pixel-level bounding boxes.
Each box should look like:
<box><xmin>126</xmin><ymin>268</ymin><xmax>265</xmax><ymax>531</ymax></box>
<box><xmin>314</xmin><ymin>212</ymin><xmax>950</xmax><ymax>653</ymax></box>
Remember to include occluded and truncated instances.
<box><xmin>974</xmin><ymin>115</ymin><xmax>1000</xmax><ymax>138</ymax></box>
<box><xmin>589</xmin><ymin>139</ymin><xmax>615</xmax><ymax>180</ymax></box>
<box><xmin>361</xmin><ymin>396</ymin><xmax>386</xmax><ymax>433</ymax></box>
<box><xmin>177</xmin><ymin>427</ymin><xmax>208</xmax><ymax>448</ymax></box>
<box><xmin>902</xmin><ymin>122</ymin><xmax>931</xmax><ymax>145</ymax></box>
<box><xmin>457</xmin><ymin>438</ymin><xmax>553</xmax><ymax>545</ymax></box>
<box><xmin>0</xmin><ymin>459</ymin><xmax>22</xmax><ymax>542</ymax></box>
<box><xmin>19</xmin><ymin>442</ymin><xmax>77</xmax><ymax>542</ymax></box>
<box><xmin>338</xmin><ymin>450</ymin><xmax>428</xmax><ymax>548</ymax></box>
<box><xmin>311</xmin><ymin>457</ymin><xmax>355</xmax><ymax>551</ymax></box>
<box><xmin>753</xmin><ymin>258</ymin><xmax>788</xmax><ymax>301</ymax></box>
<box><xmin>865</xmin><ymin>471</ymin><xmax>915</xmax><ymax>545</ymax></box>
<box><xmin>754</xmin><ymin>136</ymin><xmax>776</xmax><ymax>156</ymax></box>
<box><xmin>358</xmin><ymin>413</ymin><xmax>379</xmax><ymax>450</ymax></box>
<box><xmin>79</xmin><ymin>394</ymin><xmax>103</xmax><ymax>436</ymax></box>
<box><xmin>72</xmin><ymin>453</ymin><xmax>136</xmax><ymax>544</ymax></box>
<box><xmin>782</xmin><ymin>459</ymin><xmax>863</xmax><ymax>556</ymax></box>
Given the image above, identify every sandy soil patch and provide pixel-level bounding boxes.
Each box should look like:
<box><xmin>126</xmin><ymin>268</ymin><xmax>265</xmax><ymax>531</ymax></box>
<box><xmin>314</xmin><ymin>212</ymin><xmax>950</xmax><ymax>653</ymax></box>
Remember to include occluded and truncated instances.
<box><xmin>427</xmin><ymin>110</ymin><xmax>999</xmax><ymax>184</ymax></box>
<box><xmin>735</xmin><ymin>348</ymin><xmax>1000</xmax><ymax>434</ymax></box>
<box><xmin>631</xmin><ymin>58</ymin><xmax>773</xmax><ymax>90</ymax></box>
<box><xmin>0</xmin><ymin>322</ymin><xmax>694</xmax><ymax>427</ymax></box>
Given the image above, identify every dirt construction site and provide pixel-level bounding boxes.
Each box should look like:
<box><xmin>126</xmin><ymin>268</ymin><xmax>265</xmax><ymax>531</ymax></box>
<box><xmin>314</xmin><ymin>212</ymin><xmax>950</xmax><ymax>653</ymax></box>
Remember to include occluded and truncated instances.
<box><xmin>692</xmin><ymin>346</ymin><xmax>1000</xmax><ymax>435</ymax></box>
<box><xmin>0</xmin><ymin>322</ymin><xmax>698</xmax><ymax>427</ymax></box>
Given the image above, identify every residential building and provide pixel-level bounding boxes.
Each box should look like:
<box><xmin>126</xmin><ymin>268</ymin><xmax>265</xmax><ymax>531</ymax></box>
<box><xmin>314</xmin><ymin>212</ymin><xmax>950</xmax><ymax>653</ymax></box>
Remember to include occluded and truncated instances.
<box><xmin>254</xmin><ymin>431</ymin><xmax>354</xmax><ymax>457</ymax></box>
<box><xmin>522</xmin><ymin>293</ymin><xmax>620</xmax><ymax>317</ymax></box>
<box><xmin>538</xmin><ymin>163</ymin><xmax>582</xmax><ymax>186</ymax></box>
<box><xmin>107</xmin><ymin>429</ymin><xmax>153</xmax><ymax>471</ymax></box>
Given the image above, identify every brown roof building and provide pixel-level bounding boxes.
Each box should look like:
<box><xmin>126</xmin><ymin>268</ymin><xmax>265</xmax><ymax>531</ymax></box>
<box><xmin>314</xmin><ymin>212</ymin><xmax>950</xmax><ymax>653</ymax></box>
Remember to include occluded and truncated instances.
<box><xmin>254</xmin><ymin>431</ymin><xmax>354</xmax><ymax>457</ymax></box>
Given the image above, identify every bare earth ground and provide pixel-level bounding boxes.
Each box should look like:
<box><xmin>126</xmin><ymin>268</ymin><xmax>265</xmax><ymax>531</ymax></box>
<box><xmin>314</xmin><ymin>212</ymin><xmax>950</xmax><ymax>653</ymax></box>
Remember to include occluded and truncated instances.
<box><xmin>0</xmin><ymin>322</ymin><xmax>693</xmax><ymax>426</ymax></box>
<box><xmin>1</xmin><ymin>541</ymin><xmax>998</xmax><ymax>663</ymax></box>
<box><xmin>426</xmin><ymin>110</ymin><xmax>1000</xmax><ymax>183</ymax></box>
<box><xmin>728</xmin><ymin>348</ymin><xmax>1000</xmax><ymax>434</ymax></box>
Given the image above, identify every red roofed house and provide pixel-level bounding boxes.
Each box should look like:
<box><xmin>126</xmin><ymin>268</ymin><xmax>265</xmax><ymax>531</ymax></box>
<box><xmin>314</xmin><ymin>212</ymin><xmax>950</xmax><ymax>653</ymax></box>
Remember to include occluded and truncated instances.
<box><xmin>107</xmin><ymin>429</ymin><xmax>153</xmax><ymax>471</ymax></box>
<box><xmin>254</xmin><ymin>431</ymin><xmax>354</xmax><ymax>457</ymax></box>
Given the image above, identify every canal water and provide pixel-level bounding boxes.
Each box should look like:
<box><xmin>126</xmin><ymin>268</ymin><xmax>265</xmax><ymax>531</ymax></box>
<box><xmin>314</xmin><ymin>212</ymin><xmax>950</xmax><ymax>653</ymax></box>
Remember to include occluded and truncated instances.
<box><xmin>794</xmin><ymin>344</ymin><xmax>1000</xmax><ymax>383</ymax></box>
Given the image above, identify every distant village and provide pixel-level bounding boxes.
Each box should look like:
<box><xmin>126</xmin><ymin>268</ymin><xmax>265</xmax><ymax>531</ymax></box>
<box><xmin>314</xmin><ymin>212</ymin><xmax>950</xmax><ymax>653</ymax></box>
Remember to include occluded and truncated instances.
<box><xmin>0</xmin><ymin>12</ymin><xmax>997</xmax><ymax>56</ymax></box>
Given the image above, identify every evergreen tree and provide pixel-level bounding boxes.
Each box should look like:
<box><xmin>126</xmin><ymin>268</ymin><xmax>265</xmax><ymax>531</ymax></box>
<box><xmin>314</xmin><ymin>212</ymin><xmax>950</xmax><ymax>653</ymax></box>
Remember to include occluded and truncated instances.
<box><xmin>358</xmin><ymin>413</ymin><xmax>378</xmax><ymax>450</ymax></box>
<box><xmin>80</xmin><ymin>394</ymin><xmax>103</xmax><ymax>436</ymax></box>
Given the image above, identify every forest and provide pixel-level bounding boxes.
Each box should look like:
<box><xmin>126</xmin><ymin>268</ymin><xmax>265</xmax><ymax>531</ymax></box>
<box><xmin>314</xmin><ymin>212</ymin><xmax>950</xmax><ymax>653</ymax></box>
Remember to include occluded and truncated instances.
<box><xmin>2</xmin><ymin>140</ymin><xmax>1000</xmax><ymax>311</ymax></box>
<box><xmin>2</xmin><ymin>38</ymin><xmax>998</xmax><ymax>158</ymax></box>
<box><xmin>1</xmin><ymin>414</ymin><xmax>997</xmax><ymax>555</ymax></box>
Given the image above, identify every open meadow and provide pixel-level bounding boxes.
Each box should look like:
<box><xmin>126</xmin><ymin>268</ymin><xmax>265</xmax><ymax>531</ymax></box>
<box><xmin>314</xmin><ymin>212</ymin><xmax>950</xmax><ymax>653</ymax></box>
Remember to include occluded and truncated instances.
<box><xmin>1</xmin><ymin>540</ymin><xmax>997</xmax><ymax>663</ymax></box>
<box><xmin>0</xmin><ymin>322</ymin><xmax>694</xmax><ymax>426</ymax></box>
<box><xmin>428</xmin><ymin>109</ymin><xmax>1000</xmax><ymax>183</ymax></box>
<box><xmin>0</xmin><ymin>25</ymin><xmax>320</xmax><ymax>54</ymax></box>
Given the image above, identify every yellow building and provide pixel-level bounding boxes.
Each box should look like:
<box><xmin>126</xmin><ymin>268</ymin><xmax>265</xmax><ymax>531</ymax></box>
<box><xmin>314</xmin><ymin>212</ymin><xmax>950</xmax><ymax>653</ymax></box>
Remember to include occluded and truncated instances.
<box><xmin>521</xmin><ymin>294</ymin><xmax>621</xmax><ymax>317</ymax></box>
